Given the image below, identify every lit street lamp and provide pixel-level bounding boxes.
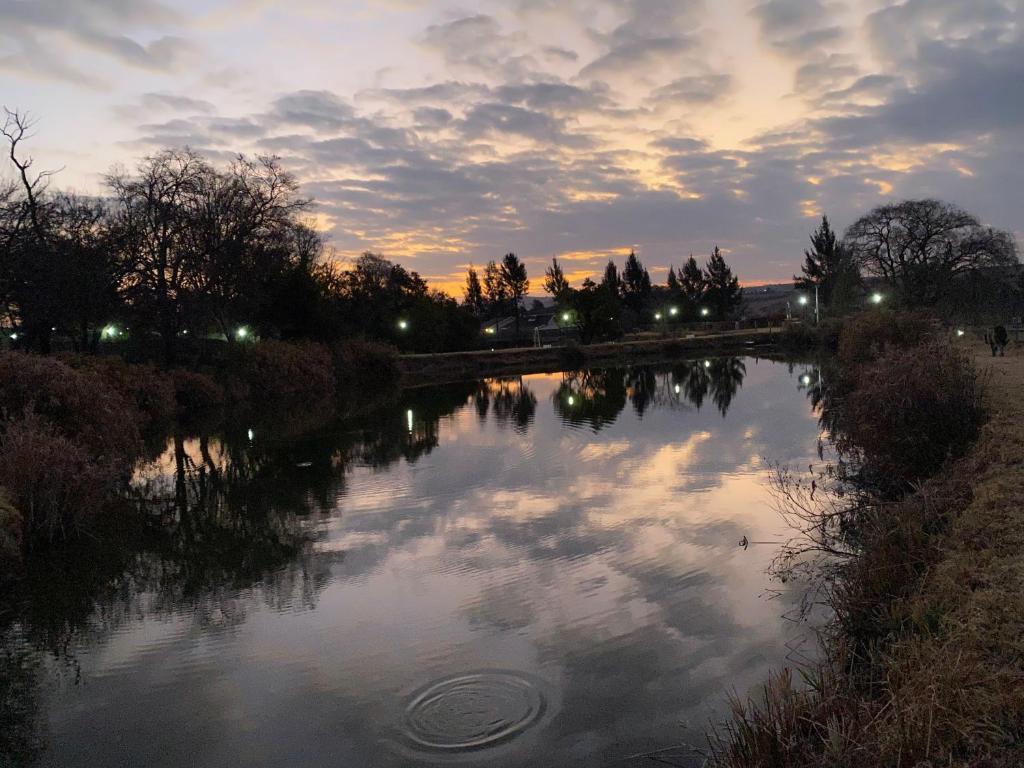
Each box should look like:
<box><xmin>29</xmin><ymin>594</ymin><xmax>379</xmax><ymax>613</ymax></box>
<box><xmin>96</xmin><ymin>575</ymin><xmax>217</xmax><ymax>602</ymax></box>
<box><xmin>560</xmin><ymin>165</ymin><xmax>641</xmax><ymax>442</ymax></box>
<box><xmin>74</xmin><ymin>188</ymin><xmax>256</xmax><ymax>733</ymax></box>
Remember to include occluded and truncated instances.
<box><xmin>871</xmin><ymin>292</ymin><xmax>884</xmax><ymax>305</ymax></box>
<box><xmin>398</xmin><ymin>320</ymin><xmax>409</xmax><ymax>331</ymax></box>
<box><xmin>700</xmin><ymin>308</ymin><xmax>710</xmax><ymax>318</ymax></box>
<box><xmin>236</xmin><ymin>326</ymin><xmax>250</xmax><ymax>340</ymax></box>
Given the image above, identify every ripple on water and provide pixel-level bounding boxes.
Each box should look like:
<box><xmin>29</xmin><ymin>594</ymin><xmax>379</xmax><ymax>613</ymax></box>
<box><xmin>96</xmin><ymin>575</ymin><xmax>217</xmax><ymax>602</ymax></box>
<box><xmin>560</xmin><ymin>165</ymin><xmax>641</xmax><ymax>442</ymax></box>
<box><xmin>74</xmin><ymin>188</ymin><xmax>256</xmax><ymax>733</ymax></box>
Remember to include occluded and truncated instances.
<box><xmin>401</xmin><ymin>671</ymin><xmax>550</xmax><ymax>754</ymax></box>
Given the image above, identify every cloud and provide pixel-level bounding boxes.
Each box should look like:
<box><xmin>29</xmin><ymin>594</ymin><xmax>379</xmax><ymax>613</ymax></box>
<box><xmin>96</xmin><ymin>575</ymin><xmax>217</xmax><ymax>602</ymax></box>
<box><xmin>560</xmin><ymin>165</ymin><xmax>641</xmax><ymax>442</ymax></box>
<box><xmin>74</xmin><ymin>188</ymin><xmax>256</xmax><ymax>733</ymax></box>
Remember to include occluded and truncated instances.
<box><xmin>0</xmin><ymin>0</ymin><xmax>193</xmax><ymax>84</ymax></box>
<box><xmin>650</xmin><ymin>74</ymin><xmax>734</xmax><ymax>106</ymax></box>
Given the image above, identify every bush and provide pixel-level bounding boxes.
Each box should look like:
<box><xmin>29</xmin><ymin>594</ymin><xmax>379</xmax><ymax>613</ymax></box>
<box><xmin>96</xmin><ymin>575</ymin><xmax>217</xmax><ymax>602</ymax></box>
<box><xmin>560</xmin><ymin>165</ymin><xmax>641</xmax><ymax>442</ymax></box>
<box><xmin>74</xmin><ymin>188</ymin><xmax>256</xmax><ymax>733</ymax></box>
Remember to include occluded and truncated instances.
<box><xmin>170</xmin><ymin>368</ymin><xmax>225</xmax><ymax>419</ymax></box>
<box><xmin>226</xmin><ymin>340</ymin><xmax>337</xmax><ymax>413</ymax></box>
<box><xmin>837</xmin><ymin>340</ymin><xmax>983</xmax><ymax>494</ymax></box>
<box><xmin>68</xmin><ymin>355</ymin><xmax>176</xmax><ymax>434</ymax></box>
<box><xmin>0</xmin><ymin>352</ymin><xmax>143</xmax><ymax>465</ymax></box>
<box><xmin>331</xmin><ymin>340</ymin><xmax>400</xmax><ymax>392</ymax></box>
<box><xmin>0</xmin><ymin>415</ymin><xmax>110</xmax><ymax>542</ymax></box>
<box><xmin>836</xmin><ymin>311</ymin><xmax>933</xmax><ymax>371</ymax></box>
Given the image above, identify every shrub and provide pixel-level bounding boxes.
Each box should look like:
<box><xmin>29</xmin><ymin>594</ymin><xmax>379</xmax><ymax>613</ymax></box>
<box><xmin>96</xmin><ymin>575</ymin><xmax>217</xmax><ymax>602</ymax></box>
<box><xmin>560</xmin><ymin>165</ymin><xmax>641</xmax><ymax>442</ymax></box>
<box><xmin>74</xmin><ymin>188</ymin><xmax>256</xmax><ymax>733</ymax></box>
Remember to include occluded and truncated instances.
<box><xmin>227</xmin><ymin>340</ymin><xmax>337</xmax><ymax>412</ymax></box>
<box><xmin>170</xmin><ymin>368</ymin><xmax>225</xmax><ymax>419</ymax></box>
<box><xmin>0</xmin><ymin>415</ymin><xmax>110</xmax><ymax>542</ymax></box>
<box><xmin>331</xmin><ymin>340</ymin><xmax>400</xmax><ymax>392</ymax></box>
<box><xmin>836</xmin><ymin>311</ymin><xmax>933</xmax><ymax>371</ymax></box>
<box><xmin>837</xmin><ymin>340</ymin><xmax>983</xmax><ymax>494</ymax></box>
<box><xmin>0</xmin><ymin>352</ymin><xmax>143</xmax><ymax>465</ymax></box>
<box><xmin>68</xmin><ymin>355</ymin><xmax>176</xmax><ymax>434</ymax></box>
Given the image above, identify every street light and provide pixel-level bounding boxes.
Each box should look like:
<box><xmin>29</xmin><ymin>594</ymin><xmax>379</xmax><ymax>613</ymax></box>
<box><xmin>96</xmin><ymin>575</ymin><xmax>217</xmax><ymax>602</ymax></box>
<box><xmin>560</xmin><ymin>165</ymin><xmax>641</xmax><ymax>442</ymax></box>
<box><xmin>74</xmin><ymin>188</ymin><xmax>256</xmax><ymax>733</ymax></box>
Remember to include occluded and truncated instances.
<box><xmin>236</xmin><ymin>326</ymin><xmax>250</xmax><ymax>340</ymax></box>
<box><xmin>8</xmin><ymin>333</ymin><xmax>17</xmax><ymax>341</ymax></box>
<box><xmin>669</xmin><ymin>307</ymin><xmax>679</xmax><ymax>317</ymax></box>
<box><xmin>101</xmin><ymin>324</ymin><xmax>119</xmax><ymax>339</ymax></box>
<box><xmin>700</xmin><ymin>308</ymin><xmax>710</xmax><ymax>318</ymax></box>
<box><xmin>798</xmin><ymin>295</ymin><xmax>809</xmax><ymax>306</ymax></box>
<box><xmin>871</xmin><ymin>292</ymin><xmax>884</xmax><ymax>305</ymax></box>
<box><xmin>562</xmin><ymin>312</ymin><xmax>571</xmax><ymax>322</ymax></box>
<box><xmin>655</xmin><ymin>312</ymin><xmax>663</xmax><ymax>321</ymax></box>
<box><xmin>398</xmin><ymin>320</ymin><xmax>409</xmax><ymax>331</ymax></box>
<box><xmin>956</xmin><ymin>329</ymin><xmax>966</xmax><ymax>338</ymax></box>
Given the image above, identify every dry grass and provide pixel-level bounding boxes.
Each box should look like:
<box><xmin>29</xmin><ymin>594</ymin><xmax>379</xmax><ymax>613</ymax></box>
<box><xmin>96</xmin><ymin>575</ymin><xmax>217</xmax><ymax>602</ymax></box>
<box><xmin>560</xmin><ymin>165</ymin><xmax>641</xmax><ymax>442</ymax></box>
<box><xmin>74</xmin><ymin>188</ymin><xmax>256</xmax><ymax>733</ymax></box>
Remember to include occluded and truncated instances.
<box><xmin>710</xmin><ymin>339</ymin><xmax>1024</xmax><ymax>767</ymax></box>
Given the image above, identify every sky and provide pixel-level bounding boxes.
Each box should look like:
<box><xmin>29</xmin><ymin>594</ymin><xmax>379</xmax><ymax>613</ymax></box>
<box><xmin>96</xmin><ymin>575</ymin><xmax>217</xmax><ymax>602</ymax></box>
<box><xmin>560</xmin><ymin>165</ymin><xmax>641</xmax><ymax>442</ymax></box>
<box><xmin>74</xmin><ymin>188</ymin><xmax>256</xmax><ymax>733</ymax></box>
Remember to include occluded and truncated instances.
<box><xmin>1</xmin><ymin>0</ymin><xmax>1022</xmax><ymax>294</ymax></box>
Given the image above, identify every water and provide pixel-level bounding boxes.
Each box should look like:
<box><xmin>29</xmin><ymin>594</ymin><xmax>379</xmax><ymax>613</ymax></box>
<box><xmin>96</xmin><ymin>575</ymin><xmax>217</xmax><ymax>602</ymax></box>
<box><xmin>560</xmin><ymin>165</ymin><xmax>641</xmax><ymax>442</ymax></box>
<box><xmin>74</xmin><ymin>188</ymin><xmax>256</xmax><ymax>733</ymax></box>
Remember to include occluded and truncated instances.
<box><xmin>1</xmin><ymin>358</ymin><xmax>825</xmax><ymax>768</ymax></box>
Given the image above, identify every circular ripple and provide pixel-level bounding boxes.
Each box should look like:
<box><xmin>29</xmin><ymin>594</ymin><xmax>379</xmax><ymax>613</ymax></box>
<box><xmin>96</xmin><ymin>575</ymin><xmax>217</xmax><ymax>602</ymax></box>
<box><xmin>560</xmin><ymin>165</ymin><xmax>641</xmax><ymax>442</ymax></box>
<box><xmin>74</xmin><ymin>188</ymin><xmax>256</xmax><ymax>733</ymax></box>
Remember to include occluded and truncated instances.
<box><xmin>402</xmin><ymin>671</ymin><xmax>548</xmax><ymax>752</ymax></box>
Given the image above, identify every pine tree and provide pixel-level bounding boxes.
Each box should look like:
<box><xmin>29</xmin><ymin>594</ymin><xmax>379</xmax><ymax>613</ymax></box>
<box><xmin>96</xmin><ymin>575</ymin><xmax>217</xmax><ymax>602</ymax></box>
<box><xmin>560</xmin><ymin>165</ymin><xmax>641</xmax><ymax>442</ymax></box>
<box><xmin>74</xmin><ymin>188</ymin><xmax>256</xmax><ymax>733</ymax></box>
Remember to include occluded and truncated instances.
<box><xmin>622</xmin><ymin>250</ymin><xmax>652</xmax><ymax>312</ymax></box>
<box><xmin>680</xmin><ymin>255</ymin><xmax>706</xmax><ymax>315</ymax></box>
<box><xmin>544</xmin><ymin>257</ymin><xmax>570</xmax><ymax>298</ymax></box>
<box><xmin>601</xmin><ymin>260</ymin><xmax>622</xmax><ymax>298</ymax></box>
<box><xmin>500</xmin><ymin>252</ymin><xmax>529</xmax><ymax>335</ymax></box>
<box><xmin>794</xmin><ymin>215</ymin><xmax>861</xmax><ymax>313</ymax></box>
<box><xmin>667</xmin><ymin>266</ymin><xmax>681</xmax><ymax>297</ymax></box>
<box><xmin>703</xmin><ymin>246</ymin><xmax>743</xmax><ymax>319</ymax></box>
<box><xmin>463</xmin><ymin>265</ymin><xmax>485</xmax><ymax>316</ymax></box>
<box><xmin>483</xmin><ymin>260</ymin><xmax>507</xmax><ymax>315</ymax></box>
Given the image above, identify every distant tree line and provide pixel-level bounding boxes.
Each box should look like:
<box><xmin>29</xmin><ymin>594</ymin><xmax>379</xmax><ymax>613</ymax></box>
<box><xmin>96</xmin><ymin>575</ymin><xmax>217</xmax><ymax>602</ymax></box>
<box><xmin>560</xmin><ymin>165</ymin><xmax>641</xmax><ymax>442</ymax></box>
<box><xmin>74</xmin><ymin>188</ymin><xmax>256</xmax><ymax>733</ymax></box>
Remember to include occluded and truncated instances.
<box><xmin>0</xmin><ymin>109</ymin><xmax>478</xmax><ymax>361</ymax></box>
<box><xmin>532</xmin><ymin>247</ymin><xmax>744</xmax><ymax>344</ymax></box>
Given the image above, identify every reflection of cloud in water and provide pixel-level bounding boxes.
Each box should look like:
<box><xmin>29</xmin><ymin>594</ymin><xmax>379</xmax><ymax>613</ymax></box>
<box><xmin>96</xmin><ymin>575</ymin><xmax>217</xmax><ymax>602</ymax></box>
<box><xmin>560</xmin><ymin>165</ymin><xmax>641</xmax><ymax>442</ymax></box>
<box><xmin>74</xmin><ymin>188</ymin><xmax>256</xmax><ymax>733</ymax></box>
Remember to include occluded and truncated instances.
<box><xmin>9</xmin><ymin>358</ymin><xmax>824</xmax><ymax>768</ymax></box>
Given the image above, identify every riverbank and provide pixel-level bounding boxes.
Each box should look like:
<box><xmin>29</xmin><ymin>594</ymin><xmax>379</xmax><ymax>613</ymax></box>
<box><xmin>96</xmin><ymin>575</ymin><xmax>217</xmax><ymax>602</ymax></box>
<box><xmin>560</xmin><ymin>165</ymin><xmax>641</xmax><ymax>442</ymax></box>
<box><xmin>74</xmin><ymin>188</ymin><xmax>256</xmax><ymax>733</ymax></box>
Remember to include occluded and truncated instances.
<box><xmin>399</xmin><ymin>328</ymin><xmax>778</xmax><ymax>385</ymax></box>
<box><xmin>712</xmin><ymin>336</ymin><xmax>1024</xmax><ymax>766</ymax></box>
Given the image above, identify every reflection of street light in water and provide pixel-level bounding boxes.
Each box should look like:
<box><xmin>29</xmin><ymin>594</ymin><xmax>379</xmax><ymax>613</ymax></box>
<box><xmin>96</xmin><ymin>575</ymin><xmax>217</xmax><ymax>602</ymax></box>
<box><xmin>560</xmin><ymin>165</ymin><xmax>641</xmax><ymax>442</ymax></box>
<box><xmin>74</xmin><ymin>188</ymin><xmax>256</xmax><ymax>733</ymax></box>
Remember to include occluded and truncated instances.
<box><xmin>802</xmin><ymin>375</ymin><xmax>812</xmax><ymax>386</ymax></box>
<box><xmin>567</xmin><ymin>396</ymin><xmax>575</xmax><ymax>406</ymax></box>
<box><xmin>407</xmin><ymin>409</ymin><xmax>414</xmax><ymax>433</ymax></box>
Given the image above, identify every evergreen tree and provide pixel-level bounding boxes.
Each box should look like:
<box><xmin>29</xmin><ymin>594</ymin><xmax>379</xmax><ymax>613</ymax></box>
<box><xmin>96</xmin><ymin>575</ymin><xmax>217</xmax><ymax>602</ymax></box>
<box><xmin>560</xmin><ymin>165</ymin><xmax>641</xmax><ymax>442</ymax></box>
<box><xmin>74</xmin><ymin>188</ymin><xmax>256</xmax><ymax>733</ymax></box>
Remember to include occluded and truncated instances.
<box><xmin>666</xmin><ymin>266</ymin><xmax>681</xmax><ymax>297</ymax></box>
<box><xmin>601</xmin><ymin>260</ymin><xmax>622</xmax><ymax>298</ymax></box>
<box><xmin>463</xmin><ymin>265</ymin><xmax>485</xmax><ymax>316</ymax></box>
<box><xmin>703</xmin><ymin>246</ymin><xmax>743</xmax><ymax>319</ymax></box>
<box><xmin>680</xmin><ymin>255</ymin><xmax>706</xmax><ymax>315</ymax></box>
<box><xmin>543</xmin><ymin>257</ymin><xmax>570</xmax><ymax>298</ymax></box>
<box><xmin>795</xmin><ymin>215</ymin><xmax>862</xmax><ymax>315</ymax></box>
<box><xmin>483</xmin><ymin>260</ymin><xmax>506</xmax><ymax>315</ymax></box>
<box><xmin>622</xmin><ymin>250</ymin><xmax>652</xmax><ymax>313</ymax></box>
<box><xmin>499</xmin><ymin>252</ymin><xmax>529</xmax><ymax>335</ymax></box>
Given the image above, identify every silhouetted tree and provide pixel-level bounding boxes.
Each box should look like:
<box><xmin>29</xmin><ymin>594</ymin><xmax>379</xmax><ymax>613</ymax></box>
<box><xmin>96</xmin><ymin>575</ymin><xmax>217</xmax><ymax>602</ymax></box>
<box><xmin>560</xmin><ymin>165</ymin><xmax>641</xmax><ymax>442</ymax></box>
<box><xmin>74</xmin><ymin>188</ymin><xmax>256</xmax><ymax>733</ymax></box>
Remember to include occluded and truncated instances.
<box><xmin>463</xmin><ymin>265</ymin><xmax>486</xmax><ymax>316</ymax></box>
<box><xmin>845</xmin><ymin>199</ymin><xmax>1018</xmax><ymax>307</ymax></box>
<box><xmin>543</xmin><ymin>257</ymin><xmax>570</xmax><ymax>299</ymax></box>
<box><xmin>601</xmin><ymin>260</ymin><xmax>622</xmax><ymax>298</ymax></box>
<box><xmin>795</xmin><ymin>215</ymin><xmax>862</xmax><ymax>315</ymax></box>
<box><xmin>565</xmin><ymin>278</ymin><xmax>622</xmax><ymax>344</ymax></box>
<box><xmin>499</xmin><ymin>252</ymin><xmax>529</xmax><ymax>336</ymax></box>
<box><xmin>666</xmin><ymin>266</ymin><xmax>681</xmax><ymax>298</ymax></box>
<box><xmin>622</xmin><ymin>251</ymin><xmax>652</xmax><ymax>314</ymax></box>
<box><xmin>703</xmin><ymin>247</ymin><xmax>743</xmax><ymax>319</ymax></box>
<box><xmin>680</xmin><ymin>255</ymin><xmax>706</xmax><ymax>317</ymax></box>
<box><xmin>483</xmin><ymin>259</ymin><xmax>506</xmax><ymax>315</ymax></box>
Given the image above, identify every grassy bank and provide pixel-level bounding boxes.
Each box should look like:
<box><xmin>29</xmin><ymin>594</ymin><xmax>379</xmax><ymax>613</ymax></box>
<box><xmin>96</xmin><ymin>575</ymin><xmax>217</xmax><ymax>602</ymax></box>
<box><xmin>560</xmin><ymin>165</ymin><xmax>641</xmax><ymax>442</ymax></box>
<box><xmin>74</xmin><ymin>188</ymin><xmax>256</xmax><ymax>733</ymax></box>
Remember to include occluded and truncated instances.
<box><xmin>710</xmin><ymin>331</ymin><xmax>1024</xmax><ymax>766</ymax></box>
<box><xmin>400</xmin><ymin>328</ymin><xmax>778</xmax><ymax>385</ymax></box>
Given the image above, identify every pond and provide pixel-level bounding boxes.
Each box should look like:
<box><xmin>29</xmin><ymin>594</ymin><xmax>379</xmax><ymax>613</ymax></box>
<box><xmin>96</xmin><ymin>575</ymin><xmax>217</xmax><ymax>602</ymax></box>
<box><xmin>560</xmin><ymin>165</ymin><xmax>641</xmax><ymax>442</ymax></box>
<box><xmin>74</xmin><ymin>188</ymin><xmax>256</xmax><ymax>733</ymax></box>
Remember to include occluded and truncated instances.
<box><xmin>2</xmin><ymin>357</ymin><xmax>825</xmax><ymax>768</ymax></box>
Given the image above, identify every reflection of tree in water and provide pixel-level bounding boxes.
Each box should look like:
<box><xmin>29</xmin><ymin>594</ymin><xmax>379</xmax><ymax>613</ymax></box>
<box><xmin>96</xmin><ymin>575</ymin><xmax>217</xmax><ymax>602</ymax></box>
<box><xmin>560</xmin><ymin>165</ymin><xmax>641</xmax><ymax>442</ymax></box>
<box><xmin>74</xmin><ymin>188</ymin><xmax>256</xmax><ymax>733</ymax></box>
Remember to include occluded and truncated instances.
<box><xmin>671</xmin><ymin>358</ymin><xmax>747</xmax><ymax>417</ymax></box>
<box><xmin>491</xmin><ymin>377</ymin><xmax>538</xmax><ymax>434</ymax></box>
<box><xmin>553</xmin><ymin>369</ymin><xmax>629</xmax><ymax>431</ymax></box>
<box><xmin>555</xmin><ymin>360</ymin><xmax>749</xmax><ymax>430</ymax></box>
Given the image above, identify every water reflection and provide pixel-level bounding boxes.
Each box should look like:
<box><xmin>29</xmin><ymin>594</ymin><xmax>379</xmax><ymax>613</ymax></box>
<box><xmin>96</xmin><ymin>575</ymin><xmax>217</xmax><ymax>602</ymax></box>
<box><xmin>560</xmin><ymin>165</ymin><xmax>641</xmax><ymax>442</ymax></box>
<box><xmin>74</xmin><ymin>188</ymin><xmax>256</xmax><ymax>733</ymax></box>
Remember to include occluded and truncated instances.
<box><xmin>1</xmin><ymin>358</ymin><xmax>825</xmax><ymax>768</ymax></box>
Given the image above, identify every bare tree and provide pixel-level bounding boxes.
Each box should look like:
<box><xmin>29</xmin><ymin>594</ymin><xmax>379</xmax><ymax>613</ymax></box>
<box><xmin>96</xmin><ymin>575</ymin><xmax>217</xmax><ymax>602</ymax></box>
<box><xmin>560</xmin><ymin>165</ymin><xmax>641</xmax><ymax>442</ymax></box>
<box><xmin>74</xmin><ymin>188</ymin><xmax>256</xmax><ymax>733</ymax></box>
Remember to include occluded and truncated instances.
<box><xmin>1</xmin><ymin>108</ymin><xmax>62</xmax><ymax>243</ymax></box>
<box><xmin>106</xmin><ymin>148</ymin><xmax>209</xmax><ymax>363</ymax></box>
<box><xmin>845</xmin><ymin>199</ymin><xmax>1018</xmax><ymax>307</ymax></box>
